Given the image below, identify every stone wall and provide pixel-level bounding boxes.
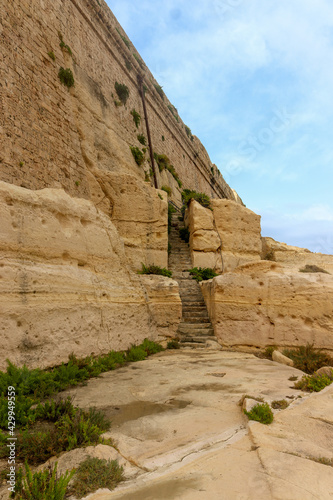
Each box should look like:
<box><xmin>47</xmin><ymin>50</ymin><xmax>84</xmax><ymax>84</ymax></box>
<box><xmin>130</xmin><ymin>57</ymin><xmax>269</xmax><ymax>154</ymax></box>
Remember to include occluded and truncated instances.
<box><xmin>1</xmin><ymin>0</ymin><xmax>237</xmax><ymax>207</ymax></box>
<box><xmin>187</xmin><ymin>199</ymin><xmax>262</xmax><ymax>272</ymax></box>
<box><xmin>0</xmin><ymin>181</ymin><xmax>181</xmax><ymax>369</ymax></box>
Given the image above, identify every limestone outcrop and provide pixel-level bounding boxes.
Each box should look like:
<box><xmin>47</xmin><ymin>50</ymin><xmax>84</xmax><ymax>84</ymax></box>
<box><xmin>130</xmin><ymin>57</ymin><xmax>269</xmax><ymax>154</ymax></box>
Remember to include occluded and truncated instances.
<box><xmin>201</xmin><ymin>261</ymin><xmax>333</xmax><ymax>350</ymax></box>
<box><xmin>187</xmin><ymin>199</ymin><xmax>262</xmax><ymax>272</ymax></box>
<box><xmin>0</xmin><ymin>181</ymin><xmax>181</xmax><ymax>370</ymax></box>
<box><xmin>262</xmin><ymin>236</ymin><xmax>333</xmax><ymax>274</ymax></box>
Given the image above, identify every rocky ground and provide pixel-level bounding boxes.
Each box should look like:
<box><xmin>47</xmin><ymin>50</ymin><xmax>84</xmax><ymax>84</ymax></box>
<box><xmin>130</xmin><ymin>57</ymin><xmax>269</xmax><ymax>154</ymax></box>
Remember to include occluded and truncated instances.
<box><xmin>51</xmin><ymin>349</ymin><xmax>333</xmax><ymax>500</ymax></box>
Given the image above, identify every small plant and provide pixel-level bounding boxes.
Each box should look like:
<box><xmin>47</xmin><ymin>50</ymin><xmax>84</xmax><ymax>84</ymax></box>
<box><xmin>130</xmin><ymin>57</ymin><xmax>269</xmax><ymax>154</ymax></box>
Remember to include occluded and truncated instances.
<box><xmin>161</xmin><ymin>186</ymin><xmax>172</xmax><ymax>196</ymax></box>
<box><xmin>125</xmin><ymin>346</ymin><xmax>147</xmax><ymax>362</ymax></box>
<box><xmin>162</xmin><ymin>135</ymin><xmax>165</xmax><ymax>141</ymax></box>
<box><xmin>283</xmin><ymin>344</ymin><xmax>333</xmax><ymax>374</ymax></box>
<box><xmin>131</xmin><ymin>109</ymin><xmax>141</xmax><ymax>128</ymax></box>
<box><xmin>58</xmin><ymin>33</ymin><xmax>72</xmax><ymax>56</ymax></box>
<box><xmin>133</xmin><ymin>53</ymin><xmax>144</xmax><ymax>69</ymax></box>
<box><xmin>262</xmin><ymin>345</ymin><xmax>277</xmax><ymax>360</ymax></box>
<box><xmin>158</xmin><ymin>193</ymin><xmax>163</xmax><ymax>200</ymax></box>
<box><xmin>138</xmin><ymin>263</ymin><xmax>172</xmax><ymax>278</ymax></box>
<box><xmin>188</xmin><ymin>267</ymin><xmax>218</xmax><ymax>282</ymax></box>
<box><xmin>154</xmin><ymin>153</ymin><xmax>169</xmax><ymax>172</ymax></box>
<box><xmin>114</xmin><ymin>100</ymin><xmax>122</xmax><ymax>107</ymax></box>
<box><xmin>125</xmin><ymin>59</ymin><xmax>132</xmax><ymax>71</ymax></box>
<box><xmin>211</xmin><ymin>166</ymin><xmax>215</xmax><ymax>176</ymax></box>
<box><xmin>294</xmin><ymin>373</ymin><xmax>333</xmax><ymax>392</ymax></box>
<box><xmin>289</xmin><ymin>375</ymin><xmax>298</xmax><ymax>381</ymax></box>
<box><xmin>299</xmin><ymin>264</ymin><xmax>330</xmax><ymax>274</ymax></box>
<box><xmin>244</xmin><ymin>402</ymin><xmax>273</xmax><ymax>425</ymax></box>
<box><xmin>13</xmin><ymin>462</ymin><xmax>74</xmax><ymax>500</ymax></box>
<box><xmin>167</xmin><ymin>104</ymin><xmax>179</xmax><ymax>122</ymax></box>
<box><xmin>140</xmin><ymin>338</ymin><xmax>164</xmax><ymax>355</ymax></box>
<box><xmin>154</xmin><ymin>84</ymin><xmax>164</xmax><ymax>100</ymax></box>
<box><xmin>137</xmin><ymin>134</ymin><xmax>146</xmax><ymax>145</ymax></box>
<box><xmin>181</xmin><ymin>189</ymin><xmax>211</xmax><ymax>210</ymax></box>
<box><xmin>263</xmin><ymin>250</ymin><xmax>276</xmax><ymax>261</ymax></box>
<box><xmin>185</xmin><ymin>125</ymin><xmax>193</xmax><ymax>140</ymax></box>
<box><xmin>75</xmin><ymin>181</ymin><xmax>80</xmax><ymax>187</ymax></box>
<box><xmin>130</xmin><ymin>146</ymin><xmax>144</xmax><ymax>166</ymax></box>
<box><xmin>47</xmin><ymin>51</ymin><xmax>55</xmax><ymax>61</ymax></box>
<box><xmin>167</xmin><ymin>340</ymin><xmax>180</xmax><ymax>349</ymax></box>
<box><xmin>116</xmin><ymin>28</ymin><xmax>130</xmax><ymax>48</ymax></box>
<box><xmin>69</xmin><ymin>457</ymin><xmax>123</xmax><ymax>498</ymax></box>
<box><xmin>115</xmin><ymin>82</ymin><xmax>129</xmax><ymax>105</ymax></box>
<box><xmin>168</xmin><ymin>242</ymin><xmax>172</xmax><ymax>255</ymax></box>
<box><xmin>271</xmin><ymin>399</ymin><xmax>289</xmax><ymax>410</ymax></box>
<box><xmin>179</xmin><ymin>227</ymin><xmax>190</xmax><ymax>243</ymax></box>
<box><xmin>58</xmin><ymin>67</ymin><xmax>74</xmax><ymax>88</ymax></box>
<box><xmin>19</xmin><ymin>161</ymin><xmax>24</xmax><ymax>167</ymax></box>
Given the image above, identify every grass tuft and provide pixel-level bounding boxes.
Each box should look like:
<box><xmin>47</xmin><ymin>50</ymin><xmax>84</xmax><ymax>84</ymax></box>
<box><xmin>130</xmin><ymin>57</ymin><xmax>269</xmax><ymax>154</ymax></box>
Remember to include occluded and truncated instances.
<box><xmin>69</xmin><ymin>457</ymin><xmax>124</xmax><ymax>498</ymax></box>
<box><xmin>244</xmin><ymin>402</ymin><xmax>273</xmax><ymax>425</ymax></box>
<box><xmin>282</xmin><ymin>344</ymin><xmax>333</xmax><ymax>374</ymax></box>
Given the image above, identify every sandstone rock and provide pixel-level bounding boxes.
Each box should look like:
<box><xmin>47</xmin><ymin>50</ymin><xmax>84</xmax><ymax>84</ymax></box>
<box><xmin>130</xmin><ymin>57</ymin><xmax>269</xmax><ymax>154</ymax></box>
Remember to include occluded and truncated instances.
<box><xmin>190</xmin><ymin>229</ymin><xmax>221</xmax><ymax>252</ymax></box>
<box><xmin>140</xmin><ymin>275</ymin><xmax>182</xmax><ymax>339</ymax></box>
<box><xmin>315</xmin><ymin>366</ymin><xmax>333</xmax><ymax>379</ymax></box>
<box><xmin>188</xmin><ymin>200</ymin><xmax>214</xmax><ymax>233</ymax></box>
<box><xmin>0</xmin><ymin>181</ymin><xmax>177</xmax><ymax>370</ymax></box>
<box><xmin>242</xmin><ymin>397</ymin><xmax>263</xmax><ymax>413</ymax></box>
<box><xmin>262</xmin><ymin>236</ymin><xmax>333</xmax><ymax>274</ymax></box>
<box><xmin>201</xmin><ymin>261</ymin><xmax>333</xmax><ymax>351</ymax></box>
<box><xmin>272</xmin><ymin>350</ymin><xmax>294</xmax><ymax>367</ymax></box>
<box><xmin>191</xmin><ymin>250</ymin><xmax>222</xmax><ymax>271</ymax></box>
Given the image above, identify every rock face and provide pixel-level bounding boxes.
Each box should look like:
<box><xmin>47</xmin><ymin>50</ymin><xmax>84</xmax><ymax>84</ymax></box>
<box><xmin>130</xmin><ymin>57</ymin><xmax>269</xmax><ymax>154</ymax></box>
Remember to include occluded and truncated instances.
<box><xmin>0</xmin><ymin>181</ymin><xmax>181</xmax><ymax>370</ymax></box>
<box><xmin>262</xmin><ymin>237</ymin><xmax>333</xmax><ymax>274</ymax></box>
<box><xmin>201</xmin><ymin>261</ymin><xmax>333</xmax><ymax>351</ymax></box>
<box><xmin>187</xmin><ymin>200</ymin><xmax>262</xmax><ymax>273</ymax></box>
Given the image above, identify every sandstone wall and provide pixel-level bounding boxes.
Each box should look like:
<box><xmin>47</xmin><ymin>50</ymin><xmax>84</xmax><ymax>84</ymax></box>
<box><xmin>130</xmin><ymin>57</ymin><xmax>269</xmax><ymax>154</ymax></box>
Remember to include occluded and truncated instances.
<box><xmin>0</xmin><ymin>0</ymin><xmax>237</xmax><ymax>208</ymax></box>
<box><xmin>187</xmin><ymin>199</ymin><xmax>262</xmax><ymax>272</ymax></box>
<box><xmin>0</xmin><ymin>181</ymin><xmax>181</xmax><ymax>369</ymax></box>
<box><xmin>262</xmin><ymin>237</ymin><xmax>333</xmax><ymax>275</ymax></box>
<box><xmin>201</xmin><ymin>261</ymin><xmax>333</xmax><ymax>351</ymax></box>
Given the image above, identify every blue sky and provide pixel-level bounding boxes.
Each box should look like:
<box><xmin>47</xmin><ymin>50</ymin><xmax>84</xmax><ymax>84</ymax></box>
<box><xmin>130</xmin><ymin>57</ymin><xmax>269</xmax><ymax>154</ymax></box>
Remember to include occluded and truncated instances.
<box><xmin>107</xmin><ymin>0</ymin><xmax>333</xmax><ymax>253</ymax></box>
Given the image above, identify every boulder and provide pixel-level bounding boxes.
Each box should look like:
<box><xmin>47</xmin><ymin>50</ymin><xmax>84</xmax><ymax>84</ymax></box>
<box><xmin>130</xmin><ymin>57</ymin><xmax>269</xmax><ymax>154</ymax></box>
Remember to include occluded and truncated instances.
<box><xmin>201</xmin><ymin>261</ymin><xmax>333</xmax><ymax>351</ymax></box>
<box><xmin>315</xmin><ymin>366</ymin><xmax>333</xmax><ymax>380</ymax></box>
<box><xmin>191</xmin><ymin>229</ymin><xmax>221</xmax><ymax>252</ymax></box>
<box><xmin>272</xmin><ymin>350</ymin><xmax>294</xmax><ymax>367</ymax></box>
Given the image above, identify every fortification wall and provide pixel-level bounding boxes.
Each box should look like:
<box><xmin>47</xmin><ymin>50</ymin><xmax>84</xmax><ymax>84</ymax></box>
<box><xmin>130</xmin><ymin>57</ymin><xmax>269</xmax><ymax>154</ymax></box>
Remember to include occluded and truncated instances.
<box><xmin>1</xmin><ymin>0</ymin><xmax>236</xmax><ymax>206</ymax></box>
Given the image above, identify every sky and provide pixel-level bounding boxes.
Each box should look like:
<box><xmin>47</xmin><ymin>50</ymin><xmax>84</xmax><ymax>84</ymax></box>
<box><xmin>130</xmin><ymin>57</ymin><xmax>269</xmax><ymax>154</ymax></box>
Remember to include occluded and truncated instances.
<box><xmin>107</xmin><ymin>0</ymin><xmax>333</xmax><ymax>253</ymax></box>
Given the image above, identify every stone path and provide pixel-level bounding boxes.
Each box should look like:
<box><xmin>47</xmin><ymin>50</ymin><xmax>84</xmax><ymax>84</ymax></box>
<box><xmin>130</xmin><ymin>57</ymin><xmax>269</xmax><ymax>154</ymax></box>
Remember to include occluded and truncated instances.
<box><xmin>168</xmin><ymin>211</ymin><xmax>218</xmax><ymax>348</ymax></box>
<box><xmin>58</xmin><ymin>349</ymin><xmax>333</xmax><ymax>500</ymax></box>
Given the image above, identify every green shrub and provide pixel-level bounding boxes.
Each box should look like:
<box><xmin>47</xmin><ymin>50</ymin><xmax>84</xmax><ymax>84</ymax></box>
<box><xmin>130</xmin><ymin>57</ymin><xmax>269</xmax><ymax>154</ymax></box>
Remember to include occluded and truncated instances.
<box><xmin>69</xmin><ymin>457</ymin><xmax>124</xmax><ymax>498</ymax></box>
<box><xmin>299</xmin><ymin>264</ymin><xmax>330</xmax><ymax>274</ymax></box>
<box><xmin>140</xmin><ymin>339</ymin><xmax>164</xmax><ymax>356</ymax></box>
<box><xmin>154</xmin><ymin>84</ymin><xmax>164</xmax><ymax>100</ymax></box>
<box><xmin>137</xmin><ymin>134</ymin><xmax>146</xmax><ymax>145</ymax></box>
<box><xmin>294</xmin><ymin>374</ymin><xmax>333</xmax><ymax>392</ymax></box>
<box><xmin>244</xmin><ymin>403</ymin><xmax>273</xmax><ymax>425</ymax></box>
<box><xmin>179</xmin><ymin>227</ymin><xmax>190</xmax><ymax>243</ymax></box>
<box><xmin>47</xmin><ymin>51</ymin><xmax>55</xmax><ymax>61</ymax></box>
<box><xmin>131</xmin><ymin>109</ymin><xmax>141</xmax><ymax>128</ymax></box>
<box><xmin>58</xmin><ymin>67</ymin><xmax>74</xmax><ymax>88</ymax></box>
<box><xmin>188</xmin><ymin>267</ymin><xmax>218</xmax><ymax>282</ymax></box>
<box><xmin>133</xmin><ymin>53</ymin><xmax>144</xmax><ymax>69</ymax></box>
<box><xmin>138</xmin><ymin>263</ymin><xmax>172</xmax><ymax>278</ymax></box>
<box><xmin>181</xmin><ymin>189</ymin><xmax>211</xmax><ymax>210</ymax></box>
<box><xmin>130</xmin><ymin>146</ymin><xmax>145</xmax><ymax>166</ymax></box>
<box><xmin>115</xmin><ymin>82</ymin><xmax>129</xmax><ymax>105</ymax></box>
<box><xmin>154</xmin><ymin>153</ymin><xmax>169</xmax><ymax>172</ymax></box>
<box><xmin>185</xmin><ymin>125</ymin><xmax>193</xmax><ymax>140</ymax></box>
<box><xmin>125</xmin><ymin>346</ymin><xmax>147</xmax><ymax>362</ymax></box>
<box><xmin>116</xmin><ymin>28</ymin><xmax>130</xmax><ymax>48</ymax></box>
<box><xmin>58</xmin><ymin>33</ymin><xmax>72</xmax><ymax>56</ymax></box>
<box><xmin>13</xmin><ymin>462</ymin><xmax>74</xmax><ymax>500</ymax></box>
<box><xmin>262</xmin><ymin>345</ymin><xmax>277</xmax><ymax>360</ymax></box>
<box><xmin>161</xmin><ymin>186</ymin><xmax>172</xmax><ymax>196</ymax></box>
<box><xmin>282</xmin><ymin>344</ymin><xmax>333</xmax><ymax>374</ymax></box>
<box><xmin>167</xmin><ymin>340</ymin><xmax>180</xmax><ymax>350</ymax></box>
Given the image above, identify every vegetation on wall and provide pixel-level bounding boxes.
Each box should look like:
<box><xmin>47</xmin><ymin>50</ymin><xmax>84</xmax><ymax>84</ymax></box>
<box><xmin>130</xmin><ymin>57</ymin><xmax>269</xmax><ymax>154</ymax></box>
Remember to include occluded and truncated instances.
<box><xmin>58</xmin><ymin>33</ymin><xmax>72</xmax><ymax>56</ymax></box>
<box><xmin>133</xmin><ymin>53</ymin><xmax>144</xmax><ymax>69</ymax></box>
<box><xmin>138</xmin><ymin>264</ymin><xmax>172</xmax><ymax>278</ymax></box>
<box><xmin>161</xmin><ymin>186</ymin><xmax>172</xmax><ymax>196</ymax></box>
<box><xmin>185</xmin><ymin>125</ymin><xmax>194</xmax><ymax>141</ymax></box>
<box><xmin>115</xmin><ymin>82</ymin><xmax>129</xmax><ymax>105</ymax></box>
<box><xmin>125</xmin><ymin>59</ymin><xmax>132</xmax><ymax>71</ymax></box>
<box><xmin>130</xmin><ymin>146</ymin><xmax>145</xmax><ymax>166</ymax></box>
<box><xmin>137</xmin><ymin>134</ymin><xmax>146</xmax><ymax>145</ymax></box>
<box><xmin>154</xmin><ymin>84</ymin><xmax>164</xmax><ymax>100</ymax></box>
<box><xmin>167</xmin><ymin>104</ymin><xmax>179</xmax><ymax>122</ymax></box>
<box><xmin>188</xmin><ymin>267</ymin><xmax>218</xmax><ymax>282</ymax></box>
<box><xmin>153</xmin><ymin>153</ymin><xmax>182</xmax><ymax>188</ymax></box>
<box><xmin>58</xmin><ymin>67</ymin><xmax>74</xmax><ymax>88</ymax></box>
<box><xmin>48</xmin><ymin>51</ymin><xmax>55</xmax><ymax>61</ymax></box>
<box><xmin>116</xmin><ymin>28</ymin><xmax>130</xmax><ymax>48</ymax></box>
<box><xmin>131</xmin><ymin>109</ymin><xmax>141</xmax><ymax>128</ymax></box>
<box><xmin>181</xmin><ymin>189</ymin><xmax>211</xmax><ymax>210</ymax></box>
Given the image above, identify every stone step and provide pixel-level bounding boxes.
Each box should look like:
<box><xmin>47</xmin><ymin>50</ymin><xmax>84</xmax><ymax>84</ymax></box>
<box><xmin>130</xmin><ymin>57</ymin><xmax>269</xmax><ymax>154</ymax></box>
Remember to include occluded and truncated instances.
<box><xmin>183</xmin><ymin>317</ymin><xmax>210</xmax><ymax>323</ymax></box>
<box><xmin>180</xmin><ymin>336</ymin><xmax>217</xmax><ymax>344</ymax></box>
<box><xmin>183</xmin><ymin>310</ymin><xmax>209</xmax><ymax>318</ymax></box>
<box><xmin>178</xmin><ymin>326</ymin><xmax>214</xmax><ymax>336</ymax></box>
<box><xmin>182</xmin><ymin>306</ymin><xmax>207</xmax><ymax>312</ymax></box>
<box><xmin>181</xmin><ymin>301</ymin><xmax>206</xmax><ymax>307</ymax></box>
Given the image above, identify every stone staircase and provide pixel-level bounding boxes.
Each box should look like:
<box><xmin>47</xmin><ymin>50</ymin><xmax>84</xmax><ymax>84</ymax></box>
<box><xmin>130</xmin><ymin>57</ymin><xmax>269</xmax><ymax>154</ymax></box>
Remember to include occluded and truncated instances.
<box><xmin>168</xmin><ymin>210</ymin><xmax>218</xmax><ymax>348</ymax></box>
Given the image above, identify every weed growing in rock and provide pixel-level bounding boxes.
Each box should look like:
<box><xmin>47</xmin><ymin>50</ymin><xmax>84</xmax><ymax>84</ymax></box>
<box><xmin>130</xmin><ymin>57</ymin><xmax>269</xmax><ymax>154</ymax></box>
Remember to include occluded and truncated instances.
<box><xmin>115</xmin><ymin>82</ymin><xmax>129</xmax><ymax>105</ymax></box>
<box><xmin>138</xmin><ymin>264</ymin><xmax>172</xmax><ymax>278</ymax></box>
<box><xmin>141</xmin><ymin>338</ymin><xmax>164</xmax><ymax>355</ymax></box>
<box><xmin>261</xmin><ymin>345</ymin><xmax>277</xmax><ymax>360</ymax></box>
<box><xmin>168</xmin><ymin>104</ymin><xmax>179</xmax><ymax>122</ymax></box>
<box><xmin>58</xmin><ymin>67</ymin><xmax>74</xmax><ymax>88</ymax></box>
<box><xmin>167</xmin><ymin>340</ymin><xmax>180</xmax><ymax>350</ymax></box>
<box><xmin>189</xmin><ymin>267</ymin><xmax>218</xmax><ymax>282</ymax></box>
<box><xmin>47</xmin><ymin>51</ymin><xmax>55</xmax><ymax>61</ymax></box>
<box><xmin>294</xmin><ymin>373</ymin><xmax>333</xmax><ymax>392</ymax></box>
<box><xmin>69</xmin><ymin>457</ymin><xmax>124</xmax><ymax>498</ymax></box>
<box><xmin>125</xmin><ymin>59</ymin><xmax>132</xmax><ymax>71</ymax></box>
<box><xmin>299</xmin><ymin>264</ymin><xmax>330</xmax><ymax>274</ymax></box>
<box><xmin>131</xmin><ymin>109</ymin><xmax>141</xmax><ymax>128</ymax></box>
<box><xmin>130</xmin><ymin>146</ymin><xmax>145</xmax><ymax>166</ymax></box>
<box><xmin>58</xmin><ymin>33</ymin><xmax>72</xmax><ymax>56</ymax></box>
<box><xmin>158</xmin><ymin>193</ymin><xmax>163</xmax><ymax>199</ymax></box>
<box><xmin>154</xmin><ymin>84</ymin><xmax>164</xmax><ymax>100</ymax></box>
<box><xmin>161</xmin><ymin>186</ymin><xmax>172</xmax><ymax>196</ymax></box>
<box><xmin>283</xmin><ymin>344</ymin><xmax>333</xmax><ymax>374</ymax></box>
<box><xmin>116</xmin><ymin>28</ymin><xmax>130</xmax><ymax>48</ymax></box>
<box><xmin>263</xmin><ymin>250</ymin><xmax>276</xmax><ymax>261</ymax></box>
<box><xmin>271</xmin><ymin>400</ymin><xmax>289</xmax><ymax>410</ymax></box>
<box><xmin>133</xmin><ymin>53</ymin><xmax>144</xmax><ymax>69</ymax></box>
<box><xmin>137</xmin><ymin>134</ymin><xmax>146</xmax><ymax>145</ymax></box>
<box><xmin>244</xmin><ymin>402</ymin><xmax>273</xmax><ymax>425</ymax></box>
<box><xmin>181</xmin><ymin>189</ymin><xmax>211</xmax><ymax>210</ymax></box>
<box><xmin>14</xmin><ymin>462</ymin><xmax>74</xmax><ymax>500</ymax></box>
